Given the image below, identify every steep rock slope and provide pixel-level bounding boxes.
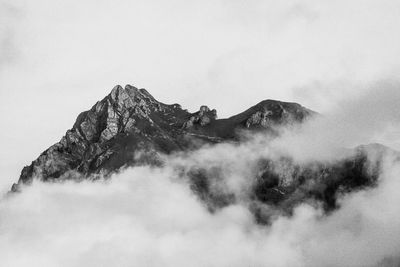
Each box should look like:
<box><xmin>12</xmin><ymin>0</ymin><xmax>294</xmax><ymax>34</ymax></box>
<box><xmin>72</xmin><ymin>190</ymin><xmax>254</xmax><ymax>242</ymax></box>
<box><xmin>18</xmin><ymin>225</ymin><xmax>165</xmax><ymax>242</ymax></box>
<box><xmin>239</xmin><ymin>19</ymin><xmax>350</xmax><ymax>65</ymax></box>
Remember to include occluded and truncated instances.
<box><xmin>12</xmin><ymin>84</ymin><xmax>391</xmax><ymax>222</ymax></box>
<box><xmin>12</xmin><ymin>84</ymin><xmax>314</xmax><ymax>191</ymax></box>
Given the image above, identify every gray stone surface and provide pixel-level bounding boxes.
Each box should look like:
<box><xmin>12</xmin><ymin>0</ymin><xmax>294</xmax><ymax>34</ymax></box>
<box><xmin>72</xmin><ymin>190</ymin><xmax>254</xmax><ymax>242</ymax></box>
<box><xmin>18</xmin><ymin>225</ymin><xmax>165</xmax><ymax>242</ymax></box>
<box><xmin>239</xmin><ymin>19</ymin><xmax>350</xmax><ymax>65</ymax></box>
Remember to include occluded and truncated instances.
<box><xmin>12</xmin><ymin>84</ymin><xmax>314</xmax><ymax>191</ymax></box>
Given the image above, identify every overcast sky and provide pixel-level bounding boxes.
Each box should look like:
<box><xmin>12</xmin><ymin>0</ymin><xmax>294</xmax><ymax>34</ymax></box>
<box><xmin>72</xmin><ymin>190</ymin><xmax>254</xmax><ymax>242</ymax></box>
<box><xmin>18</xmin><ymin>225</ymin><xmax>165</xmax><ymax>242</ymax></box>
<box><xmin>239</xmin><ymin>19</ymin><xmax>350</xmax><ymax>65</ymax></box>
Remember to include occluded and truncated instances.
<box><xmin>1</xmin><ymin>0</ymin><xmax>400</xmax><ymax>191</ymax></box>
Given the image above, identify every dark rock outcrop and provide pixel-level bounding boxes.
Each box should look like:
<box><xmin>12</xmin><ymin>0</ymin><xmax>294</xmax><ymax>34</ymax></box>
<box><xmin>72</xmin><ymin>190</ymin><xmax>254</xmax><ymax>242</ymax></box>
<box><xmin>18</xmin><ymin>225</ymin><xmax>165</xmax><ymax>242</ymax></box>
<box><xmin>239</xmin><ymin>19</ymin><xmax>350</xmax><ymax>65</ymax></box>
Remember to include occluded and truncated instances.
<box><xmin>183</xmin><ymin>105</ymin><xmax>217</xmax><ymax>128</ymax></box>
<box><xmin>181</xmin><ymin>142</ymin><xmax>393</xmax><ymax>222</ymax></box>
<box><xmin>11</xmin><ymin>84</ymin><xmax>392</xmax><ymax>223</ymax></box>
<box><xmin>12</xmin><ymin>84</ymin><xmax>314</xmax><ymax>191</ymax></box>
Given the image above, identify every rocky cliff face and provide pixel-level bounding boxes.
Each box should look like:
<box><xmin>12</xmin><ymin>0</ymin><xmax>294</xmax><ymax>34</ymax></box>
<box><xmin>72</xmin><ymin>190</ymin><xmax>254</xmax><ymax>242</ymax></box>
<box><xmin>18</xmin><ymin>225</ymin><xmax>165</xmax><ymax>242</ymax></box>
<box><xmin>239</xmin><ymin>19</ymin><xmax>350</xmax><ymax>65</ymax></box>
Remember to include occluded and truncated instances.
<box><xmin>12</xmin><ymin>84</ymin><xmax>388</xmax><ymax>221</ymax></box>
<box><xmin>12</xmin><ymin>84</ymin><xmax>314</xmax><ymax>190</ymax></box>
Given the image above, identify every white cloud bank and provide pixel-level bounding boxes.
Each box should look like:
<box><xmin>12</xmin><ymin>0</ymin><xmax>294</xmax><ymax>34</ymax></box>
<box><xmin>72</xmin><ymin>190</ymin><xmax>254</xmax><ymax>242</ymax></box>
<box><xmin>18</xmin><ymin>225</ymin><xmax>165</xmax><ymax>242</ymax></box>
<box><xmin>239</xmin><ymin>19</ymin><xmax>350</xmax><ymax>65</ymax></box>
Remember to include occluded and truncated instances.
<box><xmin>1</xmin><ymin>150</ymin><xmax>400</xmax><ymax>267</ymax></box>
<box><xmin>273</xmin><ymin>82</ymin><xmax>400</xmax><ymax>162</ymax></box>
<box><xmin>1</xmin><ymin>84</ymin><xmax>400</xmax><ymax>267</ymax></box>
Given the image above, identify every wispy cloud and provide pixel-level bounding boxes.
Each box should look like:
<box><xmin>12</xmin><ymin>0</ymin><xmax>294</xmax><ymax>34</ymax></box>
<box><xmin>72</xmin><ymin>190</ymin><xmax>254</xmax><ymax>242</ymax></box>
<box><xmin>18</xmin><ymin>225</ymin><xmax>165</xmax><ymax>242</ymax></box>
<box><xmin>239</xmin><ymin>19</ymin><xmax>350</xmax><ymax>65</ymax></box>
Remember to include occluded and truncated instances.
<box><xmin>1</xmin><ymin>1</ymin><xmax>400</xmax><ymax>266</ymax></box>
<box><xmin>1</xmin><ymin>84</ymin><xmax>400</xmax><ymax>266</ymax></box>
<box><xmin>1</xmin><ymin>141</ymin><xmax>400</xmax><ymax>267</ymax></box>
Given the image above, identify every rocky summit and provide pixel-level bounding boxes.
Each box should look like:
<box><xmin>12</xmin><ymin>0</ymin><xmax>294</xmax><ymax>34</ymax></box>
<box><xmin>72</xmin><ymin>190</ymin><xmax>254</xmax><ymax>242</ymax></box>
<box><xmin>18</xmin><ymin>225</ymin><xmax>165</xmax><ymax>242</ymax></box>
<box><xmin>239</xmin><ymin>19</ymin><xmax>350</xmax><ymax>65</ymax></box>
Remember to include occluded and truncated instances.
<box><xmin>11</xmin><ymin>84</ymin><xmax>390</xmax><ymax>220</ymax></box>
<box><xmin>12</xmin><ymin>84</ymin><xmax>314</xmax><ymax>189</ymax></box>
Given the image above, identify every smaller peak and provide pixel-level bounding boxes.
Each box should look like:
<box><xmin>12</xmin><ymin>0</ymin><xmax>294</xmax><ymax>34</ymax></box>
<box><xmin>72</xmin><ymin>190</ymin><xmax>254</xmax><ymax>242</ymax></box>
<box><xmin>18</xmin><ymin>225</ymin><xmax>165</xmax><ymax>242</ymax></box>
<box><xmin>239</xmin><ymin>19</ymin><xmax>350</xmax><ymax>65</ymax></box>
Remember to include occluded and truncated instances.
<box><xmin>256</xmin><ymin>99</ymin><xmax>284</xmax><ymax>106</ymax></box>
<box><xmin>138</xmin><ymin>88</ymin><xmax>156</xmax><ymax>100</ymax></box>
<box><xmin>139</xmin><ymin>88</ymin><xmax>150</xmax><ymax>94</ymax></box>
<box><xmin>110</xmin><ymin>84</ymin><xmax>123</xmax><ymax>93</ymax></box>
<box><xmin>259</xmin><ymin>99</ymin><xmax>280</xmax><ymax>103</ymax></box>
<box><xmin>199</xmin><ymin>105</ymin><xmax>210</xmax><ymax>113</ymax></box>
<box><xmin>171</xmin><ymin>103</ymin><xmax>182</xmax><ymax>109</ymax></box>
<box><xmin>125</xmin><ymin>84</ymin><xmax>139</xmax><ymax>92</ymax></box>
<box><xmin>197</xmin><ymin>105</ymin><xmax>217</xmax><ymax>117</ymax></box>
<box><xmin>254</xmin><ymin>99</ymin><xmax>311</xmax><ymax>113</ymax></box>
<box><xmin>183</xmin><ymin>105</ymin><xmax>217</xmax><ymax>129</ymax></box>
<box><xmin>110</xmin><ymin>85</ymin><xmax>123</xmax><ymax>100</ymax></box>
<box><xmin>252</xmin><ymin>99</ymin><xmax>285</xmax><ymax>113</ymax></box>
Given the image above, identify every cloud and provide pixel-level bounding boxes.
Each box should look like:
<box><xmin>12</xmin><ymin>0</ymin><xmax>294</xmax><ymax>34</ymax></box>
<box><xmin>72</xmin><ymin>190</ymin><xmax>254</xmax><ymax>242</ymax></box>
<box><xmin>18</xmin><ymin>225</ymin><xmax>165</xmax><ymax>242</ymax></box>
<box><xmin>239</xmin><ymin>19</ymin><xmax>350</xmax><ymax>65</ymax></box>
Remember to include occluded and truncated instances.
<box><xmin>273</xmin><ymin>81</ymin><xmax>400</xmax><ymax>162</ymax></box>
<box><xmin>1</xmin><ymin>1</ymin><xmax>400</xmax><ymax>266</ymax></box>
<box><xmin>1</xmin><ymin>84</ymin><xmax>400</xmax><ymax>266</ymax></box>
<box><xmin>0</xmin><ymin>167</ymin><xmax>298</xmax><ymax>267</ymax></box>
<box><xmin>1</xmin><ymin>141</ymin><xmax>400</xmax><ymax>267</ymax></box>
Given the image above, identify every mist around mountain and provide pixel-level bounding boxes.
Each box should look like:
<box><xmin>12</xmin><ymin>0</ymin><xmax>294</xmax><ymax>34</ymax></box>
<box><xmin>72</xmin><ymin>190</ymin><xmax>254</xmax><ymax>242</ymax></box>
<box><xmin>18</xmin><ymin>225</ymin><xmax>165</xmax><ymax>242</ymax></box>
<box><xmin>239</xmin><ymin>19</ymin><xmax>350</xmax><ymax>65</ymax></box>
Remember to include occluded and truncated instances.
<box><xmin>12</xmin><ymin>84</ymin><xmax>314</xmax><ymax>188</ymax></box>
<box><xmin>2</xmin><ymin>85</ymin><xmax>400</xmax><ymax>267</ymax></box>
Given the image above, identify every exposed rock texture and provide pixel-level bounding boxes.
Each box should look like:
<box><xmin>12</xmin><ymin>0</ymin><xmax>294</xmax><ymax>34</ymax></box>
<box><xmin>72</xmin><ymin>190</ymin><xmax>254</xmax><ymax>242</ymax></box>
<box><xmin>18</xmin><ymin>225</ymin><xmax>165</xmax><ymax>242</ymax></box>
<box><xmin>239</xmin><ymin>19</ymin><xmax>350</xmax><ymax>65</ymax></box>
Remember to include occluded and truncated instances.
<box><xmin>12</xmin><ymin>84</ymin><xmax>392</xmax><ymax>222</ymax></box>
<box><xmin>189</xmin><ymin>144</ymin><xmax>386</xmax><ymax>221</ymax></box>
<box><xmin>183</xmin><ymin>105</ymin><xmax>217</xmax><ymax>128</ymax></box>
<box><xmin>12</xmin><ymin>84</ymin><xmax>314</xmax><ymax>190</ymax></box>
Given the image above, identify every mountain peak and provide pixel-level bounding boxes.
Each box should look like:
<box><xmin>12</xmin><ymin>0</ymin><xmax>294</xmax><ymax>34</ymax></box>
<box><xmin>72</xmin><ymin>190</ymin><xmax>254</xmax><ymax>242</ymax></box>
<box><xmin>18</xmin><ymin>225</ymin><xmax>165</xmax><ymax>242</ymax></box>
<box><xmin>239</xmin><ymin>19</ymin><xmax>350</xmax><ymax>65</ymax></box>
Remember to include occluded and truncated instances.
<box><xmin>9</xmin><ymin>84</ymin><xmax>393</xmax><ymax>227</ymax></box>
<box><xmin>12</xmin><ymin>85</ymin><xmax>315</xmax><ymax>191</ymax></box>
<box><xmin>107</xmin><ymin>84</ymin><xmax>158</xmax><ymax>109</ymax></box>
<box><xmin>183</xmin><ymin>105</ymin><xmax>217</xmax><ymax>128</ymax></box>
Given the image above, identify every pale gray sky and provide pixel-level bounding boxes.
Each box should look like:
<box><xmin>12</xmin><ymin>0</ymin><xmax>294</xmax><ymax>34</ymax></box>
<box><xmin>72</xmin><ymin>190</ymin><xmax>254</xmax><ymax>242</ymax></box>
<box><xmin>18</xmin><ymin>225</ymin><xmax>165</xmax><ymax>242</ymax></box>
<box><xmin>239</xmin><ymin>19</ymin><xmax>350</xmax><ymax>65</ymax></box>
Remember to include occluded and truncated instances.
<box><xmin>1</xmin><ymin>0</ymin><xmax>400</xmax><ymax>191</ymax></box>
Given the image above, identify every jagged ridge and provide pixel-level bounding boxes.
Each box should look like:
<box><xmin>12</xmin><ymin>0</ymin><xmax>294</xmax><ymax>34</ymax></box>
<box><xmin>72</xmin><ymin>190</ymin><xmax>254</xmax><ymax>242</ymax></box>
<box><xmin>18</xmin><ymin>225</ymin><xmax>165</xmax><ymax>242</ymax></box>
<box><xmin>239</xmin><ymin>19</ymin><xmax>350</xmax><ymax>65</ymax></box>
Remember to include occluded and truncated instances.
<box><xmin>12</xmin><ymin>85</ymin><xmax>400</xmax><ymax>223</ymax></box>
<box><xmin>11</xmin><ymin>84</ymin><xmax>396</xmax><ymax>223</ymax></box>
<box><xmin>12</xmin><ymin>84</ymin><xmax>314</xmax><ymax>191</ymax></box>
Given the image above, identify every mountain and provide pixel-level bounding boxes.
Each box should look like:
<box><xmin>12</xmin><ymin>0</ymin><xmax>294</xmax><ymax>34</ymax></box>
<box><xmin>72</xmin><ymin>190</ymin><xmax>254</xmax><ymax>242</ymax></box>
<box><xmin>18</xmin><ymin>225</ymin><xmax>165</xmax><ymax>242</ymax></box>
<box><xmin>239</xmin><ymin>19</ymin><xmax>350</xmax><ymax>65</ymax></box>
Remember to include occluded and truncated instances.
<box><xmin>12</xmin><ymin>85</ymin><xmax>314</xmax><ymax>188</ymax></box>
<box><xmin>10</xmin><ymin>84</ymin><xmax>389</xmax><ymax>221</ymax></box>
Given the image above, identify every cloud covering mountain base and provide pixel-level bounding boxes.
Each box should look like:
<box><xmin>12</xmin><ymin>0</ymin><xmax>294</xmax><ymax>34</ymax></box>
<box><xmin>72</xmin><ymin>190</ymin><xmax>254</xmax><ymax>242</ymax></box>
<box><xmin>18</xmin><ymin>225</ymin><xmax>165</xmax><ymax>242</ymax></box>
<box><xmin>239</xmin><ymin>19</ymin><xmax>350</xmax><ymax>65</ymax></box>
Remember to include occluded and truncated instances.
<box><xmin>2</xmin><ymin>86</ymin><xmax>400</xmax><ymax>267</ymax></box>
<box><xmin>1</xmin><ymin>150</ymin><xmax>400</xmax><ymax>267</ymax></box>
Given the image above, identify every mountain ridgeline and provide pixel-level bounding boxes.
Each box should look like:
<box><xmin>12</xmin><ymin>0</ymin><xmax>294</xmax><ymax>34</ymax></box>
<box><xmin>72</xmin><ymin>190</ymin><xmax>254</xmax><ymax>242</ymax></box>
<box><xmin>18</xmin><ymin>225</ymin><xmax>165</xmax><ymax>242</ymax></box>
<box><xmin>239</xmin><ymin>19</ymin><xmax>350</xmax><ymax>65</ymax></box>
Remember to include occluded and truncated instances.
<box><xmin>12</xmin><ymin>85</ymin><xmax>387</xmax><ymax>220</ymax></box>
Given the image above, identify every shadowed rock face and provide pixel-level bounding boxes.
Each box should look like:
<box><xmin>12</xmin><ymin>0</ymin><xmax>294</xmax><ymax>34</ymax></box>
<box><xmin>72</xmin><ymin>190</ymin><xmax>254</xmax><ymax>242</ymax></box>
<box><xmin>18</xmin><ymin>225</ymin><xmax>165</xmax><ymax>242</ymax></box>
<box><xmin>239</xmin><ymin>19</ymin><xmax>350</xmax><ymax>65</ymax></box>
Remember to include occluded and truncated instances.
<box><xmin>12</xmin><ymin>84</ymin><xmax>314</xmax><ymax>190</ymax></box>
<box><xmin>187</xmin><ymin>145</ymin><xmax>387</xmax><ymax>223</ymax></box>
<box><xmin>11</xmin><ymin>84</ymin><xmax>390</xmax><ymax>221</ymax></box>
